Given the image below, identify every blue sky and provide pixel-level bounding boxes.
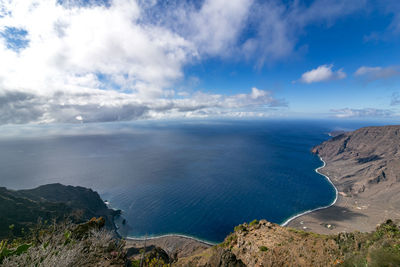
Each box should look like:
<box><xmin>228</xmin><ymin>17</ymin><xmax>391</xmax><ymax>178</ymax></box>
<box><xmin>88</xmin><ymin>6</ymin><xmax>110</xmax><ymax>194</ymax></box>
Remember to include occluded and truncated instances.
<box><xmin>0</xmin><ymin>0</ymin><xmax>399</xmax><ymax>124</ymax></box>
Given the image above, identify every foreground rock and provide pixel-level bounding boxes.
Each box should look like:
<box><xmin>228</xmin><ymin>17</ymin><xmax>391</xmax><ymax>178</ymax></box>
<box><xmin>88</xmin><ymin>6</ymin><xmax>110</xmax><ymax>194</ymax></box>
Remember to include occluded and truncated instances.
<box><xmin>176</xmin><ymin>220</ymin><xmax>340</xmax><ymax>266</ymax></box>
<box><xmin>289</xmin><ymin>125</ymin><xmax>400</xmax><ymax>234</ymax></box>
<box><xmin>176</xmin><ymin>219</ymin><xmax>400</xmax><ymax>266</ymax></box>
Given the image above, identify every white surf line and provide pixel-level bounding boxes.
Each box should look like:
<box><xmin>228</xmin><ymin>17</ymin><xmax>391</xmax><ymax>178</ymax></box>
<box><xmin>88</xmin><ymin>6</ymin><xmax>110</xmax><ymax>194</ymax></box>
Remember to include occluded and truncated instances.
<box><xmin>126</xmin><ymin>233</ymin><xmax>216</xmax><ymax>246</ymax></box>
<box><xmin>111</xmin><ymin>209</ymin><xmax>217</xmax><ymax>246</ymax></box>
<box><xmin>108</xmin><ymin>202</ymin><xmax>217</xmax><ymax>246</ymax></box>
<box><xmin>281</xmin><ymin>156</ymin><xmax>338</xmax><ymax>227</ymax></box>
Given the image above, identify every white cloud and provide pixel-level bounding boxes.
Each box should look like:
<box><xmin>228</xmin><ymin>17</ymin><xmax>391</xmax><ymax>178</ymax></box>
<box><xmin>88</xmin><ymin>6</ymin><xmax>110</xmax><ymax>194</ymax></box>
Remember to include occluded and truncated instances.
<box><xmin>330</xmin><ymin>108</ymin><xmax>395</xmax><ymax>118</ymax></box>
<box><xmin>354</xmin><ymin>66</ymin><xmax>400</xmax><ymax>80</ymax></box>
<box><xmin>0</xmin><ymin>0</ymin><xmax>289</xmax><ymax>125</ymax></box>
<box><xmin>189</xmin><ymin>0</ymin><xmax>253</xmax><ymax>57</ymax></box>
<box><xmin>136</xmin><ymin>0</ymin><xmax>253</xmax><ymax>59</ymax></box>
<box><xmin>391</xmin><ymin>92</ymin><xmax>400</xmax><ymax>106</ymax></box>
<box><xmin>299</xmin><ymin>65</ymin><xmax>346</xmax><ymax>84</ymax></box>
<box><xmin>138</xmin><ymin>0</ymin><xmax>366</xmax><ymax>65</ymax></box>
<box><xmin>0</xmin><ymin>0</ymin><xmax>196</xmax><ymax>98</ymax></box>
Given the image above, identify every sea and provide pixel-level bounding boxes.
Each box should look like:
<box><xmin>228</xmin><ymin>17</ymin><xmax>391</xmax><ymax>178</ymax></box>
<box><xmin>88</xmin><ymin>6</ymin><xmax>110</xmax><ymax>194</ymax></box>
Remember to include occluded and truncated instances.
<box><xmin>0</xmin><ymin>119</ymin><xmax>393</xmax><ymax>243</ymax></box>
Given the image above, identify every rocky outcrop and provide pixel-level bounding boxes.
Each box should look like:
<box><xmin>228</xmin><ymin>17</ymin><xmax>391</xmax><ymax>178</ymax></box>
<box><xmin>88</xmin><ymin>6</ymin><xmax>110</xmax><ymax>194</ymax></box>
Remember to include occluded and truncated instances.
<box><xmin>176</xmin><ymin>220</ymin><xmax>341</xmax><ymax>266</ymax></box>
<box><xmin>206</xmin><ymin>248</ymin><xmax>245</xmax><ymax>267</ymax></box>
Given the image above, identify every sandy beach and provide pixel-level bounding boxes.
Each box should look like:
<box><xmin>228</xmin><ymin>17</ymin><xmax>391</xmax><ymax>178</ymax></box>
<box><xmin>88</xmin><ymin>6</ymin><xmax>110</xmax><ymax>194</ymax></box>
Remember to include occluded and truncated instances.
<box><xmin>124</xmin><ymin>235</ymin><xmax>212</xmax><ymax>260</ymax></box>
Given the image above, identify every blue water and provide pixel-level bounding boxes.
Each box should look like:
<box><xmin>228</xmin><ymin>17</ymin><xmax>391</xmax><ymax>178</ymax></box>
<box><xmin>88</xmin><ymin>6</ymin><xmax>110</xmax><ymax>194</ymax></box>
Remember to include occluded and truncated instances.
<box><xmin>0</xmin><ymin>119</ymin><xmax>391</xmax><ymax>243</ymax></box>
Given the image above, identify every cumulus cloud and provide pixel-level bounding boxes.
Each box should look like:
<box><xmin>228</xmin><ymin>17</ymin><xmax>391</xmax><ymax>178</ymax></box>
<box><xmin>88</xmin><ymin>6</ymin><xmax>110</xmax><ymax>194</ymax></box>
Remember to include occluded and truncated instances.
<box><xmin>330</xmin><ymin>108</ymin><xmax>395</xmax><ymax>118</ymax></box>
<box><xmin>354</xmin><ymin>66</ymin><xmax>400</xmax><ymax>81</ymax></box>
<box><xmin>0</xmin><ymin>0</ymin><xmax>196</xmax><ymax>98</ymax></box>
<box><xmin>0</xmin><ymin>0</ymin><xmax>289</xmax><ymax>125</ymax></box>
<box><xmin>299</xmin><ymin>65</ymin><xmax>346</xmax><ymax>84</ymax></box>
<box><xmin>187</xmin><ymin>0</ymin><xmax>253</xmax><ymax>57</ymax></box>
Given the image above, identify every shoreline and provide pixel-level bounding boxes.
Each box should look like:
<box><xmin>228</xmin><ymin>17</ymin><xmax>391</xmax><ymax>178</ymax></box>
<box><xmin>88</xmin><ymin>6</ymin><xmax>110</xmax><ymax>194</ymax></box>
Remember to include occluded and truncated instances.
<box><xmin>281</xmin><ymin>156</ymin><xmax>338</xmax><ymax>227</ymax></box>
<box><xmin>112</xmin><ymin>211</ymin><xmax>216</xmax><ymax>247</ymax></box>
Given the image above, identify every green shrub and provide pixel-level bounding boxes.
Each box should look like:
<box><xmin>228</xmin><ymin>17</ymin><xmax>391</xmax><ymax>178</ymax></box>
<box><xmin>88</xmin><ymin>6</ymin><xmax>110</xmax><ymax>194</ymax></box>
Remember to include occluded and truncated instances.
<box><xmin>130</xmin><ymin>259</ymin><xmax>141</xmax><ymax>267</ymax></box>
<box><xmin>219</xmin><ymin>233</ymin><xmax>237</xmax><ymax>248</ymax></box>
<box><xmin>0</xmin><ymin>219</ymin><xmax>126</xmax><ymax>266</ymax></box>
<box><xmin>234</xmin><ymin>224</ymin><xmax>246</xmax><ymax>232</ymax></box>
<box><xmin>249</xmin><ymin>219</ymin><xmax>259</xmax><ymax>226</ymax></box>
<box><xmin>259</xmin><ymin>246</ymin><xmax>268</xmax><ymax>252</ymax></box>
<box><xmin>0</xmin><ymin>240</ymin><xmax>32</xmax><ymax>263</ymax></box>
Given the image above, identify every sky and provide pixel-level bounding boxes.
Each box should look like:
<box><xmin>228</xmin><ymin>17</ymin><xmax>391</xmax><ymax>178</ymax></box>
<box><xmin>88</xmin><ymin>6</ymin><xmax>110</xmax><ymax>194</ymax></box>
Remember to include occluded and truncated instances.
<box><xmin>0</xmin><ymin>0</ymin><xmax>399</xmax><ymax>125</ymax></box>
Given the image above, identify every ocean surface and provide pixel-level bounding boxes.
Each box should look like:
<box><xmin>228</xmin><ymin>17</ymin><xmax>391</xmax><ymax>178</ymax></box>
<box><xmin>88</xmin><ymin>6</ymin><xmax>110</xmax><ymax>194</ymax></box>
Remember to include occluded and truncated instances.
<box><xmin>0</xmin><ymin>119</ymin><xmax>390</xmax><ymax>242</ymax></box>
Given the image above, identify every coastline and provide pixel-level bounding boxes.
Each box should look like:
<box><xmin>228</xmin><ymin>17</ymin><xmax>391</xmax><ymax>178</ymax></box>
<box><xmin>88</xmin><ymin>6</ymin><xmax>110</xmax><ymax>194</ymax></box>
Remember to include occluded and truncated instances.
<box><xmin>281</xmin><ymin>156</ymin><xmax>338</xmax><ymax>227</ymax></box>
<box><xmin>125</xmin><ymin>233</ymin><xmax>216</xmax><ymax>246</ymax></box>
<box><xmin>124</xmin><ymin>234</ymin><xmax>212</xmax><ymax>260</ymax></box>
<box><xmin>279</xmin><ymin>125</ymin><xmax>400</xmax><ymax>235</ymax></box>
<box><xmin>110</xmin><ymin>206</ymin><xmax>216</xmax><ymax>250</ymax></box>
<box><xmin>118</xmin><ymin>156</ymin><xmax>338</xmax><ymax>246</ymax></box>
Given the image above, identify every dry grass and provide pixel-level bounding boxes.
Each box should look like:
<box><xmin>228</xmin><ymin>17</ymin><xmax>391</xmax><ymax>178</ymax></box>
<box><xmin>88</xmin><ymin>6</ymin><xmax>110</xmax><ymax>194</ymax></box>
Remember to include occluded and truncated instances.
<box><xmin>1</xmin><ymin>220</ymin><xmax>125</xmax><ymax>267</ymax></box>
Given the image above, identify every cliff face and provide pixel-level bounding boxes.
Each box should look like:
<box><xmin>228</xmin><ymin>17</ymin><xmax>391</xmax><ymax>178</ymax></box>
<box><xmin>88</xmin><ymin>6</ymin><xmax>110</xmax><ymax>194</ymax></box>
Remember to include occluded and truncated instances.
<box><xmin>312</xmin><ymin>125</ymin><xmax>400</xmax><ymax>197</ymax></box>
<box><xmin>0</xmin><ymin>183</ymin><xmax>119</xmax><ymax>239</ymax></box>
<box><xmin>287</xmin><ymin>125</ymin><xmax>400</xmax><ymax>234</ymax></box>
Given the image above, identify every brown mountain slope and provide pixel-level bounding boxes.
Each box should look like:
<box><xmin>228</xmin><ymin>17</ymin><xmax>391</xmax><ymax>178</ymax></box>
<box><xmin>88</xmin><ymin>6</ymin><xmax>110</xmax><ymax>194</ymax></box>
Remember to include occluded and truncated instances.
<box><xmin>313</xmin><ymin>125</ymin><xmax>400</xmax><ymax>195</ymax></box>
<box><xmin>176</xmin><ymin>220</ymin><xmax>341</xmax><ymax>266</ymax></box>
<box><xmin>288</xmin><ymin>125</ymin><xmax>400</xmax><ymax>234</ymax></box>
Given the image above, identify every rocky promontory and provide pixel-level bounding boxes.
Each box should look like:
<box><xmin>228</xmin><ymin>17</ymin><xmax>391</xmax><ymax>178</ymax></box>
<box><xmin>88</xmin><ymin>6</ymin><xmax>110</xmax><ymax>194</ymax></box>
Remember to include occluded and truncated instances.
<box><xmin>0</xmin><ymin>183</ymin><xmax>120</xmax><ymax>239</ymax></box>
